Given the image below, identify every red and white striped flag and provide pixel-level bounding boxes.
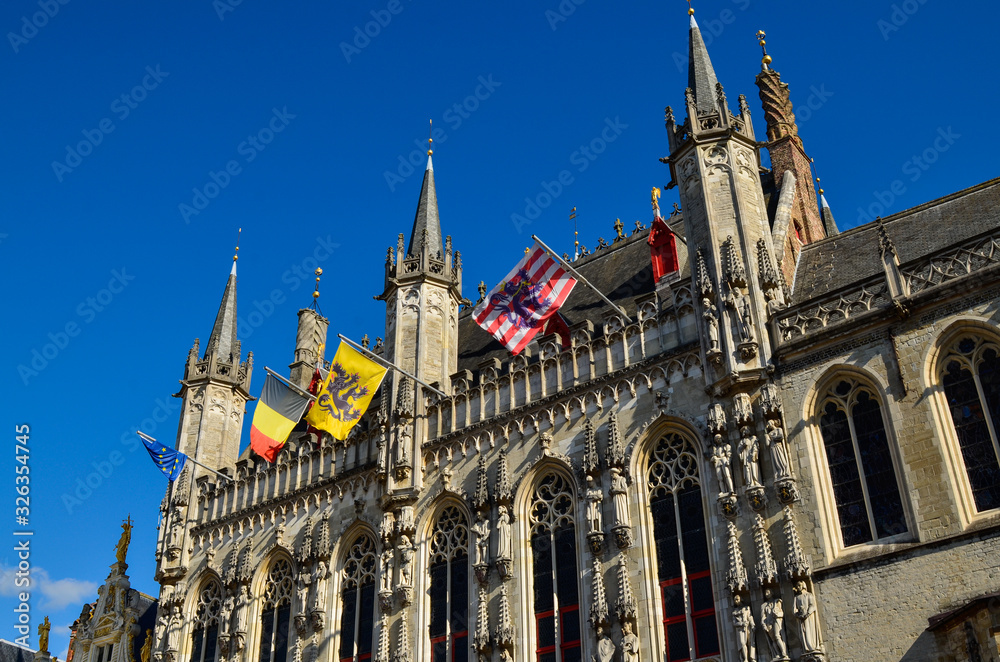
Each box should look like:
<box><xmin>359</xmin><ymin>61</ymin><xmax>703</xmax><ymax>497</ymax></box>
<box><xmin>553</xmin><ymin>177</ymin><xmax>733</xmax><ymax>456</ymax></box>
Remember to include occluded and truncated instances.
<box><xmin>473</xmin><ymin>242</ymin><xmax>577</xmax><ymax>354</ymax></box>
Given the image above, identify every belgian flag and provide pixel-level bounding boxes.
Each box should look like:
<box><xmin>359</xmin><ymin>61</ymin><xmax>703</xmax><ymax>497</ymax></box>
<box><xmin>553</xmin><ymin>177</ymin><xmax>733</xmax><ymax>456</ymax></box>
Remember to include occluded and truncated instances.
<box><xmin>250</xmin><ymin>374</ymin><xmax>311</xmax><ymax>462</ymax></box>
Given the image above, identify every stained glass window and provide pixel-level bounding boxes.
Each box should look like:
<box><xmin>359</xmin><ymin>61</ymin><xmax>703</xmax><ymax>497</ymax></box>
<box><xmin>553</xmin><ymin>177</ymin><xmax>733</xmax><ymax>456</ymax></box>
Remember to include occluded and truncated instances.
<box><xmin>941</xmin><ymin>337</ymin><xmax>1000</xmax><ymax>512</ymax></box>
<box><xmin>818</xmin><ymin>379</ymin><xmax>907</xmax><ymax>546</ymax></box>
<box><xmin>647</xmin><ymin>432</ymin><xmax>719</xmax><ymax>661</ymax></box>
<box><xmin>529</xmin><ymin>473</ymin><xmax>581</xmax><ymax>662</ymax></box>
<box><xmin>429</xmin><ymin>506</ymin><xmax>470</xmax><ymax>662</ymax></box>
<box><xmin>339</xmin><ymin>535</ymin><xmax>377</xmax><ymax>662</ymax></box>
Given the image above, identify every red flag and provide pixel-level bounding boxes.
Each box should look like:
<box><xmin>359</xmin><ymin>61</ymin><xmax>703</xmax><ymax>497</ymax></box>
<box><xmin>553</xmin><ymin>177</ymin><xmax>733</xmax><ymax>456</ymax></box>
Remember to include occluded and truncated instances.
<box><xmin>543</xmin><ymin>312</ymin><xmax>572</xmax><ymax>349</ymax></box>
<box><xmin>473</xmin><ymin>242</ymin><xmax>577</xmax><ymax>354</ymax></box>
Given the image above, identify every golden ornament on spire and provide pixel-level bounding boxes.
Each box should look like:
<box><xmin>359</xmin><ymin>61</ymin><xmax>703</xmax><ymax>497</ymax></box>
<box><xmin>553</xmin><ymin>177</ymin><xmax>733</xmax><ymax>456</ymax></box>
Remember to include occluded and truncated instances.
<box><xmin>115</xmin><ymin>515</ymin><xmax>133</xmax><ymax>564</ymax></box>
<box><xmin>428</xmin><ymin>119</ymin><xmax>433</xmax><ymax>156</ymax></box>
<box><xmin>313</xmin><ymin>267</ymin><xmax>323</xmax><ymax>300</ymax></box>
<box><xmin>687</xmin><ymin>0</ymin><xmax>694</xmax><ymax>16</ymax></box>
<box><xmin>651</xmin><ymin>186</ymin><xmax>662</xmax><ymax>213</ymax></box>
<box><xmin>756</xmin><ymin>30</ymin><xmax>772</xmax><ymax>66</ymax></box>
<box><xmin>234</xmin><ymin>227</ymin><xmax>241</xmax><ymax>262</ymax></box>
<box><xmin>816</xmin><ymin>177</ymin><xmax>824</xmax><ymax>195</ymax></box>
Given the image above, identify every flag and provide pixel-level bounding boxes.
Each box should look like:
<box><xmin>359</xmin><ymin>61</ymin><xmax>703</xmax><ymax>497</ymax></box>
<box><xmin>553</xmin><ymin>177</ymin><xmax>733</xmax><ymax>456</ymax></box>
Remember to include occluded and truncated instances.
<box><xmin>139</xmin><ymin>435</ymin><xmax>187</xmax><ymax>481</ymax></box>
<box><xmin>543</xmin><ymin>311</ymin><xmax>572</xmax><ymax>350</ymax></box>
<box><xmin>473</xmin><ymin>241</ymin><xmax>577</xmax><ymax>354</ymax></box>
<box><xmin>306</xmin><ymin>342</ymin><xmax>387</xmax><ymax>441</ymax></box>
<box><xmin>250</xmin><ymin>374</ymin><xmax>312</xmax><ymax>462</ymax></box>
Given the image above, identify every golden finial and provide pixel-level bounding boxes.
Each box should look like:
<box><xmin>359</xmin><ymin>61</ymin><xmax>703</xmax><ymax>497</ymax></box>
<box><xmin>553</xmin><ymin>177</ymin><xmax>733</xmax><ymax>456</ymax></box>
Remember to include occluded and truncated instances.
<box><xmin>687</xmin><ymin>0</ymin><xmax>694</xmax><ymax>16</ymax></box>
<box><xmin>756</xmin><ymin>30</ymin><xmax>772</xmax><ymax>66</ymax></box>
<box><xmin>313</xmin><ymin>267</ymin><xmax>322</xmax><ymax>300</ymax></box>
<box><xmin>428</xmin><ymin>119</ymin><xmax>433</xmax><ymax>156</ymax></box>
<box><xmin>233</xmin><ymin>227</ymin><xmax>241</xmax><ymax>262</ymax></box>
<box><xmin>525</xmin><ymin>247</ymin><xmax>530</xmax><ymax>255</ymax></box>
<box><xmin>816</xmin><ymin>177</ymin><xmax>824</xmax><ymax>195</ymax></box>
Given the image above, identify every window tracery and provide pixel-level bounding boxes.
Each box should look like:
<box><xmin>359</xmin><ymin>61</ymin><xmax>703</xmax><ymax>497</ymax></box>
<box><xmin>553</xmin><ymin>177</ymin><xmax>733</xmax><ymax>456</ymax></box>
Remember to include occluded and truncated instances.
<box><xmin>339</xmin><ymin>534</ymin><xmax>377</xmax><ymax>662</ymax></box>
<box><xmin>817</xmin><ymin>378</ymin><xmax>907</xmax><ymax>546</ymax></box>
<box><xmin>258</xmin><ymin>559</ymin><xmax>294</xmax><ymax>662</ymax></box>
<box><xmin>429</xmin><ymin>505</ymin><xmax>470</xmax><ymax>662</ymax></box>
<box><xmin>646</xmin><ymin>431</ymin><xmax>719</xmax><ymax>661</ymax></box>
<box><xmin>189</xmin><ymin>579</ymin><xmax>221</xmax><ymax>662</ymax></box>
<box><xmin>940</xmin><ymin>335</ymin><xmax>1000</xmax><ymax>512</ymax></box>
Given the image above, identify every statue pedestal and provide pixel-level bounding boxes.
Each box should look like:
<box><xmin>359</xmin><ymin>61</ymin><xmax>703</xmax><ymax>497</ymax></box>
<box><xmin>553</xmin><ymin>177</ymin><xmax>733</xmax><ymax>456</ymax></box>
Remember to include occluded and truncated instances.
<box><xmin>32</xmin><ymin>652</ymin><xmax>51</xmax><ymax>662</ymax></box>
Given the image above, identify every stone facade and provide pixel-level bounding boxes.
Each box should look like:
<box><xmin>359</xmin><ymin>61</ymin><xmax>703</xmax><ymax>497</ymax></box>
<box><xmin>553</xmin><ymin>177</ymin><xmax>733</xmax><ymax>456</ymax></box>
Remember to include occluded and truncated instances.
<box><xmin>142</xmin><ymin>11</ymin><xmax>1000</xmax><ymax>662</ymax></box>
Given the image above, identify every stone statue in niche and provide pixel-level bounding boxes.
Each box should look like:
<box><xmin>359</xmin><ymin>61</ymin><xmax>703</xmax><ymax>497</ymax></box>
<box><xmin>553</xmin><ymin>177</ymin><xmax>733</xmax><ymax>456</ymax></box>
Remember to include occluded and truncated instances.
<box><xmin>379</xmin><ymin>512</ymin><xmax>395</xmax><ymax>543</ymax></box>
<box><xmin>739</xmin><ymin>294</ymin><xmax>755</xmax><ymax>342</ymax></box>
<box><xmin>609</xmin><ymin>467</ymin><xmax>629</xmax><ymax>527</ymax></box>
<box><xmin>794</xmin><ymin>581</ymin><xmax>821</xmax><ymax>654</ymax></box>
<box><xmin>296</xmin><ymin>566</ymin><xmax>312</xmax><ymax>613</ymax></box>
<box><xmin>738</xmin><ymin>427</ymin><xmax>762</xmax><ymax>488</ymax></box>
<box><xmin>472</xmin><ymin>516</ymin><xmax>491</xmax><ymax>565</ymax></box>
<box><xmin>496</xmin><ymin>506</ymin><xmax>513</xmax><ymax>560</ymax></box>
<box><xmin>398</xmin><ymin>536</ymin><xmax>415</xmax><ymax>590</ymax></box>
<box><xmin>765</xmin><ymin>419</ymin><xmax>792</xmax><ymax>481</ymax></box>
<box><xmin>585</xmin><ymin>476</ymin><xmax>604</xmax><ymax>533</ymax></box>
<box><xmin>380</xmin><ymin>548</ymin><xmax>394</xmax><ymax>592</ymax></box>
<box><xmin>702</xmin><ymin>298</ymin><xmax>720</xmax><ymax>352</ymax></box>
<box><xmin>621</xmin><ymin>622</ymin><xmax>639</xmax><ymax>662</ymax></box>
<box><xmin>595</xmin><ymin>625</ymin><xmax>615</xmax><ymax>662</ymax></box>
<box><xmin>760</xmin><ymin>587</ymin><xmax>789</xmax><ymax>661</ymax></box>
<box><xmin>710</xmin><ymin>442</ymin><xmax>735</xmax><ymax>495</ymax></box>
<box><xmin>733</xmin><ymin>593</ymin><xmax>756</xmax><ymax>662</ymax></box>
<box><xmin>312</xmin><ymin>561</ymin><xmax>329</xmax><ymax>612</ymax></box>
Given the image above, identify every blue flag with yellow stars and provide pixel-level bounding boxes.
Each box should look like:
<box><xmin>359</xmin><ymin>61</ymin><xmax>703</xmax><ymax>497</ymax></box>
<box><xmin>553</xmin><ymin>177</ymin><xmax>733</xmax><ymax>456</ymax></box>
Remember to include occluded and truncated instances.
<box><xmin>139</xmin><ymin>434</ymin><xmax>187</xmax><ymax>481</ymax></box>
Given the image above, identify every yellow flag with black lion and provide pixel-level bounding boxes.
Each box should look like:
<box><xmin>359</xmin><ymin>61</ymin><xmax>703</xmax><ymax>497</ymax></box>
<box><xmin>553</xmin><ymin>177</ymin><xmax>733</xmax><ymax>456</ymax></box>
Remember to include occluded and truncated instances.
<box><xmin>306</xmin><ymin>342</ymin><xmax>387</xmax><ymax>440</ymax></box>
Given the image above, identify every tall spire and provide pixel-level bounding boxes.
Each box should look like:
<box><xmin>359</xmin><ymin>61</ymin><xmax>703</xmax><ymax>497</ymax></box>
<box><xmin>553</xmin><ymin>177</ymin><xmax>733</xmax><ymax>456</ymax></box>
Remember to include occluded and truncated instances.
<box><xmin>206</xmin><ymin>234</ymin><xmax>240</xmax><ymax>362</ymax></box>
<box><xmin>687</xmin><ymin>6</ymin><xmax>721</xmax><ymax>115</ymax></box>
<box><xmin>817</xmin><ymin>178</ymin><xmax>840</xmax><ymax>236</ymax></box>
<box><xmin>407</xmin><ymin>121</ymin><xmax>443</xmax><ymax>258</ymax></box>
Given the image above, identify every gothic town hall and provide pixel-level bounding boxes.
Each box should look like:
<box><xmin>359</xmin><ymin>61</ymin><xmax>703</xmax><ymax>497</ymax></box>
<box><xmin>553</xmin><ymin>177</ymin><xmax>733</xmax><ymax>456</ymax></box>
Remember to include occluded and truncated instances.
<box><xmin>72</xmin><ymin>9</ymin><xmax>1000</xmax><ymax>662</ymax></box>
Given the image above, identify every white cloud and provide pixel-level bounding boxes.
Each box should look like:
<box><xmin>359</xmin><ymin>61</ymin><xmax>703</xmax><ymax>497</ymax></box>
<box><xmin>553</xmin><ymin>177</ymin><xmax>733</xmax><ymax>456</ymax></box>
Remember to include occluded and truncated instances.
<box><xmin>0</xmin><ymin>563</ymin><xmax>98</xmax><ymax>610</ymax></box>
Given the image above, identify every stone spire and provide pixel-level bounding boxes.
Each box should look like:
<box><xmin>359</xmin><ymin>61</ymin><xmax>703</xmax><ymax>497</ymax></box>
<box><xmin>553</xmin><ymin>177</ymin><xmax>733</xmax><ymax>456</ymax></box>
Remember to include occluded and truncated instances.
<box><xmin>687</xmin><ymin>13</ymin><xmax>721</xmax><ymax>115</ymax></box>
<box><xmin>206</xmin><ymin>260</ymin><xmax>239</xmax><ymax>363</ymax></box>
<box><xmin>406</xmin><ymin>153</ymin><xmax>443</xmax><ymax>258</ymax></box>
<box><xmin>817</xmin><ymin>179</ymin><xmax>840</xmax><ymax>237</ymax></box>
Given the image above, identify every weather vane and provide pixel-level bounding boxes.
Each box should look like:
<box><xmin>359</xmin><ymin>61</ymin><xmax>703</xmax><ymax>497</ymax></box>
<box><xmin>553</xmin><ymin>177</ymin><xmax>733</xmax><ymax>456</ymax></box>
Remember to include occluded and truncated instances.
<box><xmin>234</xmin><ymin>227</ymin><xmax>241</xmax><ymax>262</ymax></box>
<box><xmin>756</xmin><ymin>30</ymin><xmax>772</xmax><ymax>66</ymax></box>
<box><xmin>428</xmin><ymin>119</ymin><xmax>433</xmax><ymax>156</ymax></box>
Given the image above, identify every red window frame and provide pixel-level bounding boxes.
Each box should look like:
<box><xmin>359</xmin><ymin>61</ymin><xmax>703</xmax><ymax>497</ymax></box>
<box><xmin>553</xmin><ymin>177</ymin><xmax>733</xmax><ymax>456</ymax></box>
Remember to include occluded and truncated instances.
<box><xmin>659</xmin><ymin>563</ymin><xmax>717</xmax><ymax>661</ymax></box>
<box><xmin>688</xmin><ymin>569</ymin><xmax>717</xmax><ymax>658</ymax></box>
<box><xmin>429</xmin><ymin>632</ymin><xmax>468</xmax><ymax>662</ymax></box>
<box><xmin>534</xmin><ymin>604</ymin><xmax>581</xmax><ymax>661</ymax></box>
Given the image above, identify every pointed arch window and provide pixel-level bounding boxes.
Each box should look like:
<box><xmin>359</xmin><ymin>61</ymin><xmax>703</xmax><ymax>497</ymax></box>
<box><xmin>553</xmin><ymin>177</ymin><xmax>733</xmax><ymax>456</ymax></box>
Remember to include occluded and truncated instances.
<box><xmin>529</xmin><ymin>472</ymin><xmax>581</xmax><ymax>662</ymax></box>
<box><xmin>818</xmin><ymin>378</ymin><xmax>907</xmax><ymax>546</ymax></box>
<box><xmin>429</xmin><ymin>506</ymin><xmax>470</xmax><ymax>662</ymax></box>
<box><xmin>339</xmin><ymin>534</ymin><xmax>377</xmax><ymax>662</ymax></box>
<box><xmin>258</xmin><ymin>559</ymin><xmax>294</xmax><ymax>662</ymax></box>
<box><xmin>646</xmin><ymin>431</ymin><xmax>719</xmax><ymax>662</ymax></box>
<box><xmin>940</xmin><ymin>336</ymin><xmax>1000</xmax><ymax>512</ymax></box>
<box><xmin>190</xmin><ymin>580</ymin><xmax>222</xmax><ymax>662</ymax></box>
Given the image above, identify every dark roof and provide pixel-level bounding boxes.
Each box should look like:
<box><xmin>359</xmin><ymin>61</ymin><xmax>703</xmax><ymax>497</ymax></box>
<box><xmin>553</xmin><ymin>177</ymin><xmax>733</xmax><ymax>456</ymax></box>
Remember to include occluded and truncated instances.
<box><xmin>792</xmin><ymin>178</ymin><xmax>1000</xmax><ymax>302</ymax></box>
<box><xmin>457</xmin><ymin>231</ymin><xmax>657</xmax><ymax>373</ymax></box>
<box><xmin>0</xmin><ymin>640</ymin><xmax>36</xmax><ymax>662</ymax></box>
<box><xmin>207</xmin><ymin>266</ymin><xmax>239</xmax><ymax>362</ymax></box>
<box><xmin>406</xmin><ymin>157</ymin><xmax>443</xmax><ymax>259</ymax></box>
<box><xmin>130</xmin><ymin>592</ymin><xmax>157</xmax><ymax>662</ymax></box>
<box><xmin>926</xmin><ymin>591</ymin><xmax>1000</xmax><ymax>631</ymax></box>
<box><xmin>688</xmin><ymin>16</ymin><xmax>721</xmax><ymax>115</ymax></box>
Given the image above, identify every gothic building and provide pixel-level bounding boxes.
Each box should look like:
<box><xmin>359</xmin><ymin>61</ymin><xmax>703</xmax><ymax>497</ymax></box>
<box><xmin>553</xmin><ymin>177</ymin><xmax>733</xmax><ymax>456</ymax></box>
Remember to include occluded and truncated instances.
<box><xmin>145</xmin><ymin>10</ymin><xmax>1000</xmax><ymax>662</ymax></box>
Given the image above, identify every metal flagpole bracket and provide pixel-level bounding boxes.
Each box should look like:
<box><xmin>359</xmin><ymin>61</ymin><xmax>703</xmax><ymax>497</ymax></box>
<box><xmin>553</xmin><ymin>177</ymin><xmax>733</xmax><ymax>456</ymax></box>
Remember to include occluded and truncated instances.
<box><xmin>264</xmin><ymin>366</ymin><xmax>318</xmax><ymax>401</ymax></box>
<box><xmin>337</xmin><ymin>334</ymin><xmax>447</xmax><ymax>399</ymax></box>
<box><xmin>531</xmin><ymin>234</ymin><xmax>633</xmax><ymax>323</ymax></box>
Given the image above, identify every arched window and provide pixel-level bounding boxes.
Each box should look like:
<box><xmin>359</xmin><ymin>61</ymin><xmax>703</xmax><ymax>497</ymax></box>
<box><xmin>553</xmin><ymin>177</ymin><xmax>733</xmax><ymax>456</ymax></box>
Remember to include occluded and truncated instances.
<box><xmin>339</xmin><ymin>534</ymin><xmax>377</xmax><ymax>662</ymax></box>
<box><xmin>818</xmin><ymin>378</ymin><xmax>907</xmax><ymax>546</ymax></box>
<box><xmin>190</xmin><ymin>580</ymin><xmax>222</xmax><ymax>662</ymax></box>
<box><xmin>646</xmin><ymin>431</ymin><xmax>718</xmax><ymax>662</ymax></box>
<box><xmin>528</xmin><ymin>472</ymin><xmax>581</xmax><ymax>662</ymax></box>
<box><xmin>258</xmin><ymin>559</ymin><xmax>294</xmax><ymax>662</ymax></box>
<box><xmin>429</xmin><ymin>505</ymin><xmax>470</xmax><ymax>662</ymax></box>
<box><xmin>940</xmin><ymin>336</ymin><xmax>1000</xmax><ymax>512</ymax></box>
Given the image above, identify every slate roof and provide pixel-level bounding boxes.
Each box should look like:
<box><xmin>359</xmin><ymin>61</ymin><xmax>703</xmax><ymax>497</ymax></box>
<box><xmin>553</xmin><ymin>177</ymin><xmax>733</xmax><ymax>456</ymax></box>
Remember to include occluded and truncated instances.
<box><xmin>406</xmin><ymin>156</ymin><xmax>443</xmax><ymax>259</ymax></box>
<box><xmin>456</xmin><ymin>230</ymin><xmax>661</xmax><ymax>373</ymax></box>
<box><xmin>207</xmin><ymin>265</ymin><xmax>239</xmax><ymax>362</ymax></box>
<box><xmin>0</xmin><ymin>640</ymin><xmax>36</xmax><ymax>662</ymax></box>
<box><xmin>129</xmin><ymin>592</ymin><xmax>157</xmax><ymax>662</ymax></box>
<box><xmin>792</xmin><ymin>177</ymin><xmax>1000</xmax><ymax>302</ymax></box>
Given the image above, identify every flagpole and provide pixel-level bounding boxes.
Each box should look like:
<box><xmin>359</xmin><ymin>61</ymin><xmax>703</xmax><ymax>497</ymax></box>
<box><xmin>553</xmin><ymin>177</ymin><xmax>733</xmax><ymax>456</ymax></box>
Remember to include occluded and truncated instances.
<box><xmin>137</xmin><ymin>431</ymin><xmax>233</xmax><ymax>483</ymax></box>
<box><xmin>337</xmin><ymin>334</ymin><xmax>447</xmax><ymax>399</ymax></box>
<box><xmin>264</xmin><ymin>366</ymin><xmax>318</xmax><ymax>401</ymax></box>
<box><xmin>531</xmin><ymin>234</ymin><xmax>633</xmax><ymax>322</ymax></box>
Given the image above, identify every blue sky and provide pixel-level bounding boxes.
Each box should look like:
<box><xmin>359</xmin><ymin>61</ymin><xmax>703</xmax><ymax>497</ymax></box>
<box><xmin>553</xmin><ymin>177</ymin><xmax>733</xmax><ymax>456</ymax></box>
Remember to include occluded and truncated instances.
<box><xmin>2</xmin><ymin>0</ymin><xmax>998</xmax><ymax>657</ymax></box>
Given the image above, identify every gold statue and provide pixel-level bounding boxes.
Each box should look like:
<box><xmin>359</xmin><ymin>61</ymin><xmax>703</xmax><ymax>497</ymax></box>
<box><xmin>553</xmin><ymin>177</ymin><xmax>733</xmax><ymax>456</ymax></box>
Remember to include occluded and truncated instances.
<box><xmin>116</xmin><ymin>515</ymin><xmax>133</xmax><ymax>564</ymax></box>
<box><xmin>38</xmin><ymin>616</ymin><xmax>51</xmax><ymax>653</ymax></box>
<box><xmin>140</xmin><ymin>629</ymin><xmax>153</xmax><ymax>662</ymax></box>
<box><xmin>651</xmin><ymin>187</ymin><xmax>661</xmax><ymax>214</ymax></box>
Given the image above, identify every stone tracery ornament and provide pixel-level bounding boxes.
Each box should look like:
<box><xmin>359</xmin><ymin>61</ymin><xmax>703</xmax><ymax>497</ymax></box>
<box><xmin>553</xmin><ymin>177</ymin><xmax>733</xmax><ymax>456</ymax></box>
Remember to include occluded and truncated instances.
<box><xmin>589</xmin><ymin>557</ymin><xmax>609</xmax><ymax>628</ymax></box>
<box><xmin>760</xmin><ymin>382</ymin><xmax>783</xmax><ymax>419</ymax></box>
<box><xmin>473</xmin><ymin>456</ymin><xmax>490</xmax><ymax>512</ymax></box>
<box><xmin>726</xmin><ymin>521</ymin><xmax>749</xmax><ymax>595</ymax></box>
<box><xmin>722</xmin><ymin>236</ymin><xmax>748</xmax><ymax>288</ymax></box>
<box><xmin>752</xmin><ymin>513</ymin><xmax>778</xmax><ymax>587</ymax></box>
<box><xmin>733</xmin><ymin>393</ymin><xmax>754</xmax><ymax>427</ymax></box>
<box><xmin>473</xmin><ymin>585</ymin><xmax>491</xmax><ymax>653</ymax></box>
<box><xmin>615</xmin><ymin>553</ymin><xmax>637</xmax><ymax>623</ymax></box>
<box><xmin>495</xmin><ymin>451</ymin><xmax>512</xmax><ymax>505</ymax></box>
<box><xmin>494</xmin><ymin>584</ymin><xmax>515</xmax><ymax>648</ymax></box>
<box><xmin>696</xmin><ymin>249</ymin><xmax>715</xmax><ymax>298</ymax></box>
<box><xmin>379</xmin><ymin>512</ymin><xmax>395</xmax><ymax>544</ymax></box>
<box><xmin>392</xmin><ymin>615</ymin><xmax>411</xmax><ymax>662</ymax></box>
<box><xmin>583</xmin><ymin>419</ymin><xmax>600</xmax><ymax>477</ymax></box>
<box><xmin>606</xmin><ymin>411</ymin><xmax>626</xmax><ymax>469</ymax></box>
<box><xmin>707</xmin><ymin>403</ymin><xmax>727</xmax><ymax>435</ymax></box>
<box><xmin>782</xmin><ymin>506</ymin><xmax>810</xmax><ymax>580</ymax></box>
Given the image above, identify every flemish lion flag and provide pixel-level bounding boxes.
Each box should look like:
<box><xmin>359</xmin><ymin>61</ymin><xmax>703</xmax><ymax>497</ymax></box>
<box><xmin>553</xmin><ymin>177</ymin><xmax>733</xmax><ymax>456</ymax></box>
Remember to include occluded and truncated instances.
<box><xmin>250</xmin><ymin>374</ymin><xmax>311</xmax><ymax>462</ymax></box>
<box><xmin>306</xmin><ymin>342</ymin><xmax>387</xmax><ymax>441</ymax></box>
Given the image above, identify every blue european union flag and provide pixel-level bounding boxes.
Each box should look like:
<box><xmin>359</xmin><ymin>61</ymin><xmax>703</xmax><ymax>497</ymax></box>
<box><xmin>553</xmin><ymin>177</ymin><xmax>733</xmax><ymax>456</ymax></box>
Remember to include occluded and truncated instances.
<box><xmin>139</xmin><ymin>435</ymin><xmax>187</xmax><ymax>481</ymax></box>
